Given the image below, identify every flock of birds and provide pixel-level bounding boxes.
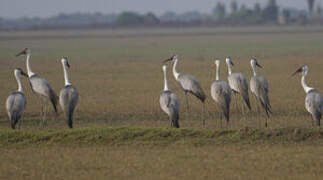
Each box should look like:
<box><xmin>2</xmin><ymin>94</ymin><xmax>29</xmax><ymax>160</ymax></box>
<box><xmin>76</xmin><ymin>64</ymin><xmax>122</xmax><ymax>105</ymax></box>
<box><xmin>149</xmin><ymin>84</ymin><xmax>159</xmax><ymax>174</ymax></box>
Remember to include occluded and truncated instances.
<box><xmin>160</xmin><ymin>55</ymin><xmax>322</xmax><ymax>128</ymax></box>
<box><xmin>6</xmin><ymin>48</ymin><xmax>79</xmax><ymax>129</ymax></box>
<box><xmin>4</xmin><ymin>48</ymin><xmax>322</xmax><ymax>130</ymax></box>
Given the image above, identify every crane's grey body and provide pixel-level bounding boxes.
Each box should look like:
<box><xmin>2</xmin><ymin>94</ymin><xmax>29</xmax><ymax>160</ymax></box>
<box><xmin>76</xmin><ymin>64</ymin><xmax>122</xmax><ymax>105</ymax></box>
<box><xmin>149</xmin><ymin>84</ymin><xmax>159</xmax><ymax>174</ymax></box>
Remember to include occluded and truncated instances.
<box><xmin>16</xmin><ymin>48</ymin><xmax>58</xmax><ymax>127</ymax></box>
<box><xmin>211</xmin><ymin>80</ymin><xmax>231</xmax><ymax>121</ymax></box>
<box><xmin>228</xmin><ymin>72</ymin><xmax>251</xmax><ymax>109</ymax></box>
<box><xmin>305</xmin><ymin>89</ymin><xmax>323</xmax><ymax>126</ymax></box>
<box><xmin>177</xmin><ymin>73</ymin><xmax>206</xmax><ymax>103</ymax></box>
<box><xmin>6</xmin><ymin>68</ymin><xmax>28</xmax><ymax>129</ymax></box>
<box><xmin>59</xmin><ymin>57</ymin><xmax>79</xmax><ymax>128</ymax></box>
<box><xmin>29</xmin><ymin>74</ymin><xmax>58</xmax><ymax>112</ymax></box>
<box><xmin>6</xmin><ymin>91</ymin><xmax>26</xmax><ymax>129</ymax></box>
<box><xmin>293</xmin><ymin>65</ymin><xmax>322</xmax><ymax>126</ymax></box>
<box><xmin>160</xmin><ymin>90</ymin><xmax>180</xmax><ymax>128</ymax></box>
<box><xmin>250</xmin><ymin>75</ymin><xmax>271</xmax><ymax>116</ymax></box>
<box><xmin>59</xmin><ymin>85</ymin><xmax>79</xmax><ymax>128</ymax></box>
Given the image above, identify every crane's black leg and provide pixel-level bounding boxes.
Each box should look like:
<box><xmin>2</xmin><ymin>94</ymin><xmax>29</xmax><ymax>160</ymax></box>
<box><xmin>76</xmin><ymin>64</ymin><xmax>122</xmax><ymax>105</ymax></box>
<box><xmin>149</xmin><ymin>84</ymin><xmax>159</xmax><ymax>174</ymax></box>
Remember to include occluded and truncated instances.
<box><xmin>185</xmin><ymin>92</ymin><xmax>190</xmax><ymax>119</ymax></box>
<box><xmin>202</xmin><ymin>103</ymin><xmax>205</xmax><ymax>128</ymax></box>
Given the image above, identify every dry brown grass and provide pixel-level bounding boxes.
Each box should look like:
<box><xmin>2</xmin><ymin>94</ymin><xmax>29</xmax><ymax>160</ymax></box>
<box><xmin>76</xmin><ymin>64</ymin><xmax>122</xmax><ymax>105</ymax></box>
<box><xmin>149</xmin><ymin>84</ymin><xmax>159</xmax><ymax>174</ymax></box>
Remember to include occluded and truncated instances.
<box><xmin>1</xmin><ymin>26</ymin><xmax>323</xmax><ymax>130</ymax></box>
<box><xmin>1</xmin><ymin>144</ymin><xmax>323</xmax><ymax>180</ymax></box>
<box><xmin>1</xmin><ymin>26</ymin><xmax>323</xmax><ymax>179</ymax></box>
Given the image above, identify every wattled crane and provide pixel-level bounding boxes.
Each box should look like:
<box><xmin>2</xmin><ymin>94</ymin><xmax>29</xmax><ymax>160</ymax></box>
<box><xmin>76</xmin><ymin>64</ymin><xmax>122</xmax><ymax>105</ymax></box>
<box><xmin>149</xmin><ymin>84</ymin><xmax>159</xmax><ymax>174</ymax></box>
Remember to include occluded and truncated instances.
<box><xmin>59</xmin><ymin>57</ymin><xmax>79</xmax><ymax>128</ymax></box>
<box><xmin>211</xmin><ymin>59</ymin><xmax>231</xmax><ymax>127</ymax></box>
<box><xmin>250</xmin><ymin>57</ymin><xmax>271</xmax><ymax>127</ymax></box>
<box><xmin>159</xmin><ymin>64</ymin><xmax>180</xmax><ymax>128</ymax></box>
<box><xmin>16</xmin><ymin>48</ymin><xmax>58</xmax><ymax>126</ymax></box>
<box><xmin>164</xmin><ymin>55</ymin><xmax>206</xmax><ymax>126</ymax></box>
<box><xmin>292</xmin><ymin>65</ymin><xmax>323</xmax><ymax>126</ymax></box>
<box><xmin>6</xmin><ymin>68</ymin><xmax>28</xmax><ymax>129</ymax></box>
<box><xmin>225</xmin><ymin>57</ymin><xmax>251</xmax><ymax>113</ymax></box>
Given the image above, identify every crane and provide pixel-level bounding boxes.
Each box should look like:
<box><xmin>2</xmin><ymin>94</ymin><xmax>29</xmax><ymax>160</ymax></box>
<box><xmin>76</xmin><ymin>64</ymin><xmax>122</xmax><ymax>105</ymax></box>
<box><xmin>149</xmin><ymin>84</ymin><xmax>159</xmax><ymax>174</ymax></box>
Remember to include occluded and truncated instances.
<box><xmin>292</xmin><ymin>65</ymin><xmax>322</xmax><ymax>126</ymax></box>
<box><xmin>59</xmin><ymin>57</ymin><xmax>79</xmax><ymax>128</ymax></box>
<box><xmin>16</xmin><ymin>48</ymin><xmax>58</xmax><ymax>126</ymax></box>
<box><xmin>225</xmin><ymin>57</ymin><xmax>251</xmax><ymax>113</ymax></box>
<box><xmin>159</xmin><ymin>64</ymin><xmax>180</xmax><ymax>128</ymax></box>
<box><xmin>250</xmin><ymin>57</ymin><xmax>271</xmax><ymax>127</ymax></box>
<box><xmin>211</xmin><ymin>59</ymin><xmax>231</xmax><ymax>127</ymax></box>
<box><xmin>163</xmin><ymin>55</ymin><xmax>206</xmax><ymax>126</ymax></box>
<box><xmin>6</xmin><ymin>68</ymin><xmax>28</xmax><ymax>129</ymax></box>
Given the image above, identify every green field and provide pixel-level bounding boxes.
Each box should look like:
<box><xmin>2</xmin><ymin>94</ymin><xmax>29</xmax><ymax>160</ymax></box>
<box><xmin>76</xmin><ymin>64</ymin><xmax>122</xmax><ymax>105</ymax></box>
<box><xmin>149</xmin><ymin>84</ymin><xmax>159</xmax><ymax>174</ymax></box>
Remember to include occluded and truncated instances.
<box><xmin>1</xmin><ymin>26</ymin><xmax>323</xmax><ymax>179</ymax></box>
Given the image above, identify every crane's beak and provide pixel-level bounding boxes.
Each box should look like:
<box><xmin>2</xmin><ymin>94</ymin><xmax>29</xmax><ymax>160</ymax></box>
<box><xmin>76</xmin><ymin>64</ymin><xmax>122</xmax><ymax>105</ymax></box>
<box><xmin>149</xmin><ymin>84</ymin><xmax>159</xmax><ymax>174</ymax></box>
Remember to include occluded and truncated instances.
<box><xmin>256</xmin><ymin>62</ymin><xmax>263</xmax><ymax>68</ymax></box>
<box><xmin>292</xmin><ymin>67</ymin><xmax>302</xmax><ymax>76</ymax></box>
<box><xmin>163</xmin><ymin>56</ymin><xmax>174</xmax><ymax>63</ymax></box>
<box><xmin>16</xmin><ymin>50</ymin><xmax>26</xmax><ymax>57</ymax></box>
<box><xmin>20</xmin><ymin>70</ymin><xmax>28</xmax><ymax>77</ymax></box>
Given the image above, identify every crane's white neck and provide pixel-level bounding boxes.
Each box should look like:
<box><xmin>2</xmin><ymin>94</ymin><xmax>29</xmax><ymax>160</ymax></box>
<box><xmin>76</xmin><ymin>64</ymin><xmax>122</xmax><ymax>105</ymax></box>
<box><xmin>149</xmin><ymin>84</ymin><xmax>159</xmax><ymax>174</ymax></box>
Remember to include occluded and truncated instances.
<box><xmin>227</xmin><ymin>63</ymin><xmax>232</xmax><ymax>75</ymax></box>
<box><xmin>163</xmin><ymin>68</ymin><xmax>169</xmax><ymax>91</ymax></box>
<box><xmin>172</xmin><ymin>58</ymin><xmax>180</xmax><ymax>80</ymax></box>
<box><xmin>15</xmin><ymin>73</ymin><xmax>23</xmax><ymax>92</ymax></box>
<box><xmin>62</xmin><ymin>62</ymin><xmax>72</xmax><ymax>86</ymax></box>
<box><xmin>215</xmin><ymin>63</ymin><xmax>220</xmax><ymax>81</ymax></box>
<box><xmin>301</xmin><ymin>73</ymin><xmax>313</xmax><ymax>93</ymax></box>
<box><xmin>26</xmin><ymin>53</ymin><xmax>35</xmax><ymax>77</ymax></box>
<box><xmin>251</xmin><ymin>63</ymin><xmax>257</xmax><ymax>76</ymax></box>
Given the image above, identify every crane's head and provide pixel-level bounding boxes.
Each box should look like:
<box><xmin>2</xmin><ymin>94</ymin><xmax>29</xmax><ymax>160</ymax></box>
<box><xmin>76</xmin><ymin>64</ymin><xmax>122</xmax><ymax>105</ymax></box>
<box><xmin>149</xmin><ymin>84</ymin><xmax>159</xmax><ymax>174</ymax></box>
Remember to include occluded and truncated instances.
<box><xmin>163</xmin><ymin>55</ymin><xmax>177</xmax><ymax>63</ymax></box>
<box><xmin>162</xmin><ymin>64</ymin><xmax>168</xmax><ymax>72</ymax></box>
<box><xmin>225</xmin><ymin>56</ymin><xmax>234</xmax><ymax>66</ymax></box>
<box><xmin>292</xmin><ymin>65</ymin><xmax>308</xmax><ymax>76</ymax></box>
<box><xmin>14</xmin><ymin>68</ymin><xmax>28</xmax><ymax>77</ymax></box>
<box><xmin>250</xmin><ymin>57</ymin><xmax>262</xmax><ymax>68</ymax></box>
<box><xmin>61</xmin><ymin>57</ymin><xmax>70</xmax><ymax>68</ymax></box>
<box><xmin>214</xmin><ymin>59</ymin><xmax>221</xmax><ymax>68</ymax></box>
<box><xmin>16</xmin><ymin>48</ymin><xmax>30</xmax><ymax>57</ymax></box>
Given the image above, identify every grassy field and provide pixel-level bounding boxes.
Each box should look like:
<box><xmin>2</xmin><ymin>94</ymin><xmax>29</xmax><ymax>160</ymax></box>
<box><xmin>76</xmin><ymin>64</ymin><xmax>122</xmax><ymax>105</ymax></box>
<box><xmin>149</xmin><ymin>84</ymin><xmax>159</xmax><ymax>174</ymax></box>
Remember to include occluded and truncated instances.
<box><xmin>1</xmin><ymin>26</ymin><xmax>323</xmax><ymax>179</ymax></box>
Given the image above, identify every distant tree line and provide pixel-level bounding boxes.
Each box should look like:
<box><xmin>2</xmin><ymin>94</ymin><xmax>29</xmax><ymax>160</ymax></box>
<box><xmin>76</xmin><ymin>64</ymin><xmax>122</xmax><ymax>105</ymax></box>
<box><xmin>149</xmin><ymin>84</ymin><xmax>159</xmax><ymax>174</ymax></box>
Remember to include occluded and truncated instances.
<box><xmin>0</xmin><ymin>0</ymin><xmax>322</xmax><ymax>30</ymax></box>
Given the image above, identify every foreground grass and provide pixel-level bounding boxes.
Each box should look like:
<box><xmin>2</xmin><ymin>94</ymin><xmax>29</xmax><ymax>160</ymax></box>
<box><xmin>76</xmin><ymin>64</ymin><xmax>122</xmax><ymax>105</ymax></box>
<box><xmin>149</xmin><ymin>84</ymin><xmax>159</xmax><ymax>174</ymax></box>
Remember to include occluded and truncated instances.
<box><xmin>1</xmin><ymin>127</ymin><xmax>323</xmax><ymax>180</ymax></box>
<box><xmin>1</xmin><ymin>127</ymin><xmax>323</xmax><ymax>148</ymax></box>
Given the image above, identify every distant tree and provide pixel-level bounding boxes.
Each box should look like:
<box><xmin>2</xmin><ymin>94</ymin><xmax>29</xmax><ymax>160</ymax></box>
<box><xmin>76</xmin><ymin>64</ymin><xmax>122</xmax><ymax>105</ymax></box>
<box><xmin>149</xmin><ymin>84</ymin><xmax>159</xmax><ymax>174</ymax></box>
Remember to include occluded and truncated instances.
<box><xmin>261</xmin><ymin>0</ymin><xmax>279</xmax><ymax>22</ymax></box>
<box><xmin>143</xmin><ymin>12</ymin><xmax>160</xmax><ymax>25</ymax></box>
<box><xmin>254</xmin><ymin>3</ymin><xmax>261</xmax><ymax>14</ymax></box>
<box><xmin>213</xmin><ymin>2</ymin><xmax>226</xmax><ymax>20</ymax></box>
<box><xmin>116</xmin><ymin>12</ymin><xmax>144</xmax><ymax>25</ymax></box>
<box><xmin>307</xmin><ymin>0</ymin><xmax>315</xmax><ymax>16</ymax></box>
<box><xmin>230</xmin><ymin>1</ymin><xmax>238</xmax><ymax>14</ymax></box>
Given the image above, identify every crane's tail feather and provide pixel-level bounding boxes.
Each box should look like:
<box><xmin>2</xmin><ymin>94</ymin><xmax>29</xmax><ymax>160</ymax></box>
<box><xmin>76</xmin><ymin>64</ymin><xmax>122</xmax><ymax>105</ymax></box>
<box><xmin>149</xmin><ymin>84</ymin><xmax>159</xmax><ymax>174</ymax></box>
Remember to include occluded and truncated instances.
<box><xmin>242</xmin><ymin>94</ymin><xmax>251</xmax><ymax>110</ymax></box>
<box><xmin>170</xmin><ymin>107</ymin><xmax>179</xmax><ymax>128</ymax></box>
<box><xmin>68</xmin><ymin>112</ymin><xmax>73</xmax><ymax>128</ymax></box>
<box><xmin>10</xmin><ymin>112</ymin><xmax>20</xmax><ymax>130</ymax></box>
<box><xmin>49</xmin><ymin>89</ymin><xmax>58</xmax><ymax>113</ymax></box>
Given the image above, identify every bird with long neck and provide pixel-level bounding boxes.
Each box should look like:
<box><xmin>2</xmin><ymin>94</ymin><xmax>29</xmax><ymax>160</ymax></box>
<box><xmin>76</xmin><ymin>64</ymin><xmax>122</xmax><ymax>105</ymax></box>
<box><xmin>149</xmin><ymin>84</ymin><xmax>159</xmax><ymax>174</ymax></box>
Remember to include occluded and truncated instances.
<box><xmin>211</xmin><ymin>59</ymin><xmax>231</xmax><ymax>127</ymax></box>
<box><xmin>292</xmin><ymin>65</ymin><xmax>323</xmax><ymax>126</ymax></box>
<box><xmin>16</xmin><ymin>48</ymin><xmax>58</xmax><ymax>127</ymax></box>
<box><xmin>250</xmin><ymin>57</ymin><xmax>271</xmax><ymax>127</ymax></box>
<box><xmin>225</xmin><ymin>57</ymin><xmax>251</xmax><ymax>114</ymax></box>
<box><xmin>6</xmin><ymin>68</ymin><xmax>28</xmax><ymax>129</ymax></box>
<box><xmin>59</xmin><ymin>57</ymin><xmax>79</xmax><ymax>128</ymax></box>
<box><xmin>164</xmin><ymin>55</ymin><xmax>206</xmax><ymax>127</ymax></box>
<box><xmin>159</xmin><ymin>64</ymin><xmax>180</xmax><ymax>128</ymax></box>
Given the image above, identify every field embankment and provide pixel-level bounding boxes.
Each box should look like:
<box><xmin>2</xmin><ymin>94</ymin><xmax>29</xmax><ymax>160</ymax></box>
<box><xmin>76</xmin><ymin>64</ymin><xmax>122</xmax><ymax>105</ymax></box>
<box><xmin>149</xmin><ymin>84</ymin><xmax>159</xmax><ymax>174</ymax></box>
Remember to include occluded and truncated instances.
<box><xmin>1</xmin><ymin>127</ymin><xmax>323</xmax><ymax>148</ymax></box>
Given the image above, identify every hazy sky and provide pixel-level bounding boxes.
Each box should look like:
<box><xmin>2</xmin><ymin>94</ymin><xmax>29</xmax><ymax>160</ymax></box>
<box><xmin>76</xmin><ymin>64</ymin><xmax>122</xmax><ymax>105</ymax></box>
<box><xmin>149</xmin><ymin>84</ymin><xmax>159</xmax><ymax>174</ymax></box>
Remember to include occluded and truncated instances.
<box><xmin>1</xmin><ymin>0</ymin><xmax>321</xmax><ymax>18</ymax></box>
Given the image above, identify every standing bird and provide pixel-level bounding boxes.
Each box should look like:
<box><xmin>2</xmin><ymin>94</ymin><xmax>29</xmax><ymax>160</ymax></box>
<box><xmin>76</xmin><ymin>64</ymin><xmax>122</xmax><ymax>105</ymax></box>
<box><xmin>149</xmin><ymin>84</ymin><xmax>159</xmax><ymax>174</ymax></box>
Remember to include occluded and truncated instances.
<box><xmin>59</xmin><ymin>57</ymin><xmax>79</xmax><ymax>128</ymax></box>
<box><xmin>292</xmin><ymin>65</ymin><xmax>323</xmax><ymax>126</ymax></box>
<box><xmin>250</xmin><ymin>58</ymin><xmax>271</xmax><ymax>126</ymax></box>
<box><xmin>6</xmin><ymin>68</ymin><xmax>28</xmax><ymax>129</ymax></box>
<box><xmin>159</xmin><ymin>64</ymin><xmax>180</xmax><ymax>128</ymax></box>
<box><xmin>211</xmin><ymin>60</ymin><xmax>231</xmax><ymax>127</ymax></box>
<box><xmin>225</xmin><ymin>57</ymin><xmax>251</xmax><ymax>113</ymax></box>
<box><xmin>16</xmin><ymin>48</ymin><xmax>58</xmax><ymax>126</ymax></box>
<box><xmin>163</xmin><ymin>55</ymin><xmax>206</xmax><ymax>126</ymax></box>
